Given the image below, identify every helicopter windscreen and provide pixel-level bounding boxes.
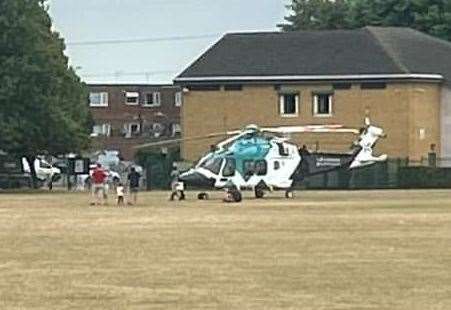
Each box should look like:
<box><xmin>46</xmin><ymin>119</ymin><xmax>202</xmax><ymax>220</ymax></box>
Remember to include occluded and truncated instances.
<box><xmin>200</xmin><ymin>157</ymin><xmax>223</xmax><ymax>175</ymax></box>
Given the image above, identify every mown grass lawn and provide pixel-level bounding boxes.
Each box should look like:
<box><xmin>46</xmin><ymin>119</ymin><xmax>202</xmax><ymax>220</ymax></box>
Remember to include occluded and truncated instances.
<box><xmin>0</xmin><ymin>190</ymin><xmax>450</xmax><ymax>309</ymax></box>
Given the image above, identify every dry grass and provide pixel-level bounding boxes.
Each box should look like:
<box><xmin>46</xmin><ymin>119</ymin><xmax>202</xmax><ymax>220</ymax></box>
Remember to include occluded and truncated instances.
<box><xmin>0</xmin><ymin>190</ymin><xmax>451</xmax><ymax>309</ymax></box>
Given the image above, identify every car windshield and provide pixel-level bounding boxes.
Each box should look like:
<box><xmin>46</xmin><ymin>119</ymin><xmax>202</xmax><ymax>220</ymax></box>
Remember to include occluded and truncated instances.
<box><xmin>200</xmin><ymin>157</ymin><xmax>223</xmax><ymax>175</ymax></box>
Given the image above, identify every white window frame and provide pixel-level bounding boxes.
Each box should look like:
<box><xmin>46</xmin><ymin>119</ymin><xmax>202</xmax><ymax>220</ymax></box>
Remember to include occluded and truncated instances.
<box><xmin>143</xmin><ymin>92</ymin><xmax>161</xmax><ymax>107</ymax></box>
<box><xmin>124</xmin><ymin>122</ymin><xmax>141</xmax><ymax>138</ymax></box>
<box><xmin>313</xmin><ymin>93</ymin><xmax>333</xmax><ymax>117</ymax></box>
<box><xmin>125</xmin><ymin>92</ymin><xmax>140</xmax><ymax>106</ymax></box>
<box><xmin>171</xmin><ymin>123</ymin><xmax>181</xmax><ymax>137</ymax></box>
<box><xmin>175</xmin><ymin>92</ymin><xmax>182</xmax><ymax>107</ymax></box>
<box><xmin>151</xmin><ymin>122</ymin><xmax>164</xmax><ymax>138</ymax></box>
<box><xmin>89</xmin><ymin>92</ymin><xmax>109</xmax><ymax>107</ymax></box>
<box><xmin>279</xmin><ymin>93</ymin><xmax>299</xmax><ymax>117</ymax></box>
<box><xmin>91</xmin><ymin>123</ymin><xmax>111</xmax><ymax>137</ymax></box>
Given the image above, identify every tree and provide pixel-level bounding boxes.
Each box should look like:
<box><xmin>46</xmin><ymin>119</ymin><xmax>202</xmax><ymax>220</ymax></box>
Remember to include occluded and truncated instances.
<box><xmin>279</xmin><ymin>0</ymin><xmax>352</xmax><ymax>31</ymax></box>
<box><xmin>280</xmin><ymin>0</ymin><xmax>451</xmax><ymax>42</ymax></box>
<box><xmin>0</xmin><ymin>0</ymin><xmax>91</xmax><ymax>187</ymax></box>
<box><xmin>348</xmin><ymin>0</ymin><xmax>451</xmax><ymax>41</ymax></box>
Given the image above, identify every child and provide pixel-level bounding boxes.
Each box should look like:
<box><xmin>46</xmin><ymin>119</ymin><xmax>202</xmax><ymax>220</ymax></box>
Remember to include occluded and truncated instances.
<box><xmin>116</xmin><ymin>182</ymin><xmax>125</xmax><ymax>206</ymax></box>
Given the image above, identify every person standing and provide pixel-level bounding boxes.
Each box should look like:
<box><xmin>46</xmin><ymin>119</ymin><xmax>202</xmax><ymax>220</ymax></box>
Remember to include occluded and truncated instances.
<box><xmin>116</xmin><ymin>182</ymin><xmax>125</xmax><ymax>206</ymax></box>
<box><xmin>127</xmin><ymin>167</ymin><xmax>141</xmax><ymax>205</ymax></box>
<box><xmin>90</xmin><ymin>163</ymin><xmax>108</xmax><ymax>206</ymax></box>
<box><xmin>169</xmin><ymin>163</ymin><xmax>185</xmax><ymax>201</ymax></box>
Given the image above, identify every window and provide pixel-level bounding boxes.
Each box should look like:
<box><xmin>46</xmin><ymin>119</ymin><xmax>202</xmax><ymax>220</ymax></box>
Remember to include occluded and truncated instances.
<box><xmin>151</xmin><ymin>123</ymin><xmax>164</xmax><ymax>138</ymax></box>
<box><xmin>276</xmin><ymin>143</ymin><xmax>289</xmax><ymax>156</ymax></box>
<box><xmin>89</xmin><ymin>92</ymin><xmax>108</xmax><ymax>107</ymax></box>
<box><xmin>361</xmin><ymin>82</ymin><xmax>387</xmax><ymax>89</ymax></box>
<box><xmin>171</xmin><ymin>123</ymin><xmax>181</xmax><ymax>137</ymax></box>
<box><xmin>223</xmin><ymin>158</ymin><xmax>236</xmax><ymax>177</ymax></box>
<box><xmin>255</xmin><ymin>160</ymin><xmax>267</xmax><ymax>176</ymax></box>
<box><xmin>274</xmin><ymin>161</ymin><xmax>280</xmax><ymax>170</ymax></box>
<box><xmin>130</xmin><ymin>123</ymin><xmax>140</xmax><ymax>133</ymax></box>
<box><xmin>279</xmin><ymin>93</ymin><xmax>299</xmax><ymax>117</ymax></box>
<box><xmin>125</xmin><ymin>92</ymin><xmax>139</xmax><ymax>105</ymax></box>
<box><xmin>243</xmin><ymin>160</ymin><xmax>255</xmax><ymax>176</ymax></box>
<box><xmin>174</xmin><ymin>92</ymin><xmax>182</xmax><ymax>107</ymax></box>
<box><xmin>91</xmin><ymin>123</ymin><xmax>111</xmax><ymax>137</ymax></box>
<box><xmin>313</xmin><ymin>93</ymin><xmax>333</xmax><ymax>117</ymax></box>
<box><xmin>224</xmin><ymin>85</ymin><xmax>243</xmax><ymax>91</ymax></box>
<box><xmin>201</xmin><ymin>158</ymin><xmax>223</xmax><ymax>175</ymax></box>
<box><xmin>144</xmin><ymin>92</ymin><xmax>161</xmax><ymax>107</ymax></box>
<box><xmin>123</xmin><ymin>122</ymin><xmax>140</xmax><ymax>138</ymax></box>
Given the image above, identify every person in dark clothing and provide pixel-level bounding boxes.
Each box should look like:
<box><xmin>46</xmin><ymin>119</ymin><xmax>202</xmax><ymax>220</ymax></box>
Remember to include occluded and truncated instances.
<box><xmin>127</xmin><ymin>167</ymin><xmax>141</xmax><ymax>205</ymax></box>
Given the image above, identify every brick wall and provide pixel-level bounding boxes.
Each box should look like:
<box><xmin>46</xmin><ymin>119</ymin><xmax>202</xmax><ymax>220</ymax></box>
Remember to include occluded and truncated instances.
<box><xmin>88</xmin><ymin>84</ymin><xmax>182</xmax><ymax>160</ymax></box>
<box><xmin>180</xmin><ymin>81</ymin><xmax>441</xmax><ymax>162</ymax></box>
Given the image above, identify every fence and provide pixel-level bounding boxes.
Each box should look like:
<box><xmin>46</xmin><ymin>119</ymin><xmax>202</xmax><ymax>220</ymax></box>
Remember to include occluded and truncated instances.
<box><xmin>299</xmin><ymin>157</ymin><xmax>451</xmax><ymax>190</ymax></box>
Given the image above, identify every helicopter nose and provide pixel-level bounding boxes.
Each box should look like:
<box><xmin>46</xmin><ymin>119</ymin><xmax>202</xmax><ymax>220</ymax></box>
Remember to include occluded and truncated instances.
<box><xmin>179</xmin><ymin>170</ymin><xmax>215</xmax><ymax>188</ymax></box>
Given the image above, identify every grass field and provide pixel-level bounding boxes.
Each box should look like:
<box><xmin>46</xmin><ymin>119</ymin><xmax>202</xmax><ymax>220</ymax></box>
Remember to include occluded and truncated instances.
<box><xmin>0</xmin><ymin>190</ymin><xmax>451</xmax><ymax>309</ymax></box>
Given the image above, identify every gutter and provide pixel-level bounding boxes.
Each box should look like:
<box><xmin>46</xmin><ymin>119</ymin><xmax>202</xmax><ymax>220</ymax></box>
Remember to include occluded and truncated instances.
<box><xmin>174</xmin><ymin>73</ymin><xmax>443</xmax><ymax>83</ymax></box>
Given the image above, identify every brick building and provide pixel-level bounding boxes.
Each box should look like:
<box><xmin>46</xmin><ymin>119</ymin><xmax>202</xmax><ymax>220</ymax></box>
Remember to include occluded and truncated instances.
<box><xmin>175</xmin><ymin>27</ymin><xmax>451</xmax><ymax>163</ymax></box>
<box><xmin>88</xmin><ymin>84</ymin><xmax>182</xmax><ymax>160</ymax></box>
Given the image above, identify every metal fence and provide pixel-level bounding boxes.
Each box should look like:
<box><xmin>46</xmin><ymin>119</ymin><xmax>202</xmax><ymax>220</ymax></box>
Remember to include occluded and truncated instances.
<box><xmin>299</xmin><ymin>157</ymin><xmax>451</xmax><ymax>190</ymax></box>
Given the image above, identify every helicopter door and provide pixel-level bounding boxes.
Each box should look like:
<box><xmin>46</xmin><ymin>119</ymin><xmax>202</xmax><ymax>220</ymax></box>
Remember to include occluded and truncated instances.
<box><xmin>255</xmin><ymin>160</ymin><xmax>268</xmax><ymax>176</ymax></box>
<box><xmin>216</xmin><ymin>158</ymin><xmax>235</xmax><ymax>186</ymax></box>
<box><xmin>222</xmin><ymin>158</ymin><xmax>236</xmax><ymax>178</ymax></box>
<box><xmin>242</xmin><ymin>159</ymin><xmax>267</xmax><ymax>182</ymax></box>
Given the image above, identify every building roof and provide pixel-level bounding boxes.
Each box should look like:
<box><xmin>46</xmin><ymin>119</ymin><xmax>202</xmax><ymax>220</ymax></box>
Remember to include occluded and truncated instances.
<box><xmin>175</xmin><ymin>27</ymin><xmax>451</xmax><ymax>84</ymax></box>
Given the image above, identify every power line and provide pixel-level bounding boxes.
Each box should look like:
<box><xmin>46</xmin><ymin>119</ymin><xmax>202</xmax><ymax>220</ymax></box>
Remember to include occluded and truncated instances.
<box><xmin>83</xmin><ymin>70</ymin><xmax>178</xmax><ymax>78</ymax></box>
<box><xmin>67</xmin><ymin>34</ymin><xmax>221</xmax><ymax>46</ymax></box>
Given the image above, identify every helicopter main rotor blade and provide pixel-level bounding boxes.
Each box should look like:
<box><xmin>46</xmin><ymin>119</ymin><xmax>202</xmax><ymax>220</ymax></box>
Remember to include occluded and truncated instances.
<box><xmin>261</xmin><ymin>125</ymin><xmax>359</xmax><ymax>134</ymax></box>
<box><xmin>133</xmin><ymin>132</ymin><xmax>235</xmax><ymax>149</ymax></box>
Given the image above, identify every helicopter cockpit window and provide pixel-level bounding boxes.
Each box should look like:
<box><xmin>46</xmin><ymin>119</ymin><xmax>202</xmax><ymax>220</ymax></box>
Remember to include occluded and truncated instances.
<box><xmin>255</xmin><ymin>160</ymin><xmax>267</xmax><ymax>176</ymax></box>
<box><xmin>223</xmin><ymin>158</ymin><xmax>236</xmax><ymax>177</ymax></box>
<box><xmin>243</xmin><ymin>160</ymin><xmax>255</xmax><ymax>176</ymax></box>
<box><xmin>201</xmin><ymin>157</ymin><xmax>223</xmax><ymax>175</ymax></box>
<box><xmin>277</xmin><ymin>143</ymin><xmax>289</xmax><ymax>156</ymax></box>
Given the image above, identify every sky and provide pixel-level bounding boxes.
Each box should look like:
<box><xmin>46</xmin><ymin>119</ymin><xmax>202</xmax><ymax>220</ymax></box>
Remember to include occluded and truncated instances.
<box><xmin>48</xmin><ymin>0</ymin><xmax>289</xmax><ymax>84</ymax></box>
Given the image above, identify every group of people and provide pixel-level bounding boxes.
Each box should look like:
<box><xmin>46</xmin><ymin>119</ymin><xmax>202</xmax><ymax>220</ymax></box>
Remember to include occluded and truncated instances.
<box><xmin>91</xmin><ymin>162</ymin><xmax>242</xmax><ymax>205</ymax></box>
<box><xmin>90</xmin><ymin>163</ymin><xmax>141</xmax><ymax>206</ymax></box>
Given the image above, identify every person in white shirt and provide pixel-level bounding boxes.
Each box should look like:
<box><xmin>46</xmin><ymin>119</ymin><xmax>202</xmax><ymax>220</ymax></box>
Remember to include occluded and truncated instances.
<box><xmin>116</xmin><ymin>183</ymin><xmax>125</xmax><ymax>206</ymax></box>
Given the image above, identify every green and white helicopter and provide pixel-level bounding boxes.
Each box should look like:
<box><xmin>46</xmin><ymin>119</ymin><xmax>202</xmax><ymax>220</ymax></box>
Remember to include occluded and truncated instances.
<box><xmin>136</xmin><ymin>118</ymin><xmax>387</xmax><ymax>200</ymax></box>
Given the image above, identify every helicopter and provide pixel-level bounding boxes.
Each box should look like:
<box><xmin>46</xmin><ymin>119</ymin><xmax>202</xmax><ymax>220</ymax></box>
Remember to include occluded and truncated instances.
<box><xmin>136</xmin><ymin>117</ymin><xmax>387</xmax><ymax>201</ymax></box>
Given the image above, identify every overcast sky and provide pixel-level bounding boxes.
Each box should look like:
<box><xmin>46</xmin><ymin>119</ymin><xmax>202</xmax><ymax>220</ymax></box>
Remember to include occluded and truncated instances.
<box><xmin>48</xmin><ymin>0</ymin><xmax>289</xmax><ymax>84</ymax></box>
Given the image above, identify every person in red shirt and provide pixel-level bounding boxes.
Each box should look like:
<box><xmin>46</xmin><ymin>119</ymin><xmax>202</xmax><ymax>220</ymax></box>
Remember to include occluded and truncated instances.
<box><xmin>90</xmin><ymin>163</ymin><xmax>108</xmax><ymax>206</ymax></box>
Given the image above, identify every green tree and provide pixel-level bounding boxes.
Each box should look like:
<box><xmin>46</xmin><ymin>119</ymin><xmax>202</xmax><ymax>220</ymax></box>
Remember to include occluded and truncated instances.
<box><xmin>279</xmin><ymin>0</ymin><xmax>352</xmax><ymax>31</ymax></box>
<box><xmin>0</xmin><ymin>0</ymin><xmax>91</xmax><ymax>187</ymax></box>
<box><xmin>280</xmin><ymin>0</ymin><xmax>451</xmax><ymax>41</ymax></box>
<box><xmin>348</xmin><ymin>0</ymin><xmax>451</xmax><ymax>40</ymax></box>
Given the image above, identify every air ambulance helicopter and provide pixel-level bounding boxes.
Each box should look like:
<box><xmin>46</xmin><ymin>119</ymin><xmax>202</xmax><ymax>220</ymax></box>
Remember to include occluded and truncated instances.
<box><xmin>136</xmin><ymin>117</ymin><xmax>387</xmax><ymax>201</ymax></box>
